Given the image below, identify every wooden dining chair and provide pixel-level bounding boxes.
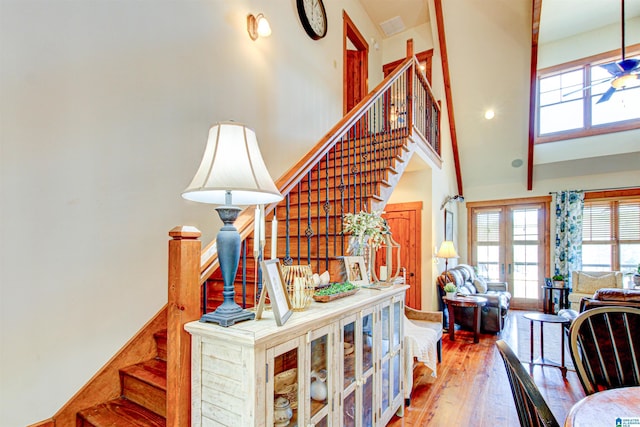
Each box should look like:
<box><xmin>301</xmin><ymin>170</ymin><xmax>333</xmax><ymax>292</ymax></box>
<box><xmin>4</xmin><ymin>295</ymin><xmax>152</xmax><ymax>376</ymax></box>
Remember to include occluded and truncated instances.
<box><xmin>569</xmin><ymin>306</ymin><xmax>640</xmax><ymax>395</ymax></box>
<box><xmin>496</xmin><ymin>340</ymin><xmax>560</xmax><ymax>427</ymax></box>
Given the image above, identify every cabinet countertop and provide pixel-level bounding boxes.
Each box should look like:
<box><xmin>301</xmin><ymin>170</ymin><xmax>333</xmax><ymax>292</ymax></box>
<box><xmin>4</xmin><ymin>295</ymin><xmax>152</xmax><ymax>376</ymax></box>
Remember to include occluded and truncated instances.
<box><xmin>185</xmin><ymin>284</ymin><xmax>409</xmax><ymax>345</ymax></box>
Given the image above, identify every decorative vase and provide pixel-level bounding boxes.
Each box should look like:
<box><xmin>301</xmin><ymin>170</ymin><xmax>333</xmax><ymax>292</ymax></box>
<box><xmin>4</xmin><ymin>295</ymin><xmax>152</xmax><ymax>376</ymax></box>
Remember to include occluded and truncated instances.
<box><xmin>445</xmin><ymin>292</ymin><xmax>456</xmax><ymax>299</ymax></box>
<box><xmin>310</xmin><ymin>369</ymin><xmax>328</xmax><ymax>401</ymax></box>
<box><xmin>273</xmin><ymin>396</ymin><xmax>293</xmax><ymax>427</ymax></box>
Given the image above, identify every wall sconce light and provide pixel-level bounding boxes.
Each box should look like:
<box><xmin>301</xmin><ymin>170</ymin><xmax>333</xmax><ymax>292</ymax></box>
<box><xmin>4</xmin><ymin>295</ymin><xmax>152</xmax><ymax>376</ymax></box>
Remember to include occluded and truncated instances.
<box><xmin>247</xmin><ymin>13</ymin><xmax>272</xmax><ymax>40</ymax></box>
<box><xmin>440</xmin><ymin>194</ymin><xmax>464</xmax><ymax>210</ymax></box>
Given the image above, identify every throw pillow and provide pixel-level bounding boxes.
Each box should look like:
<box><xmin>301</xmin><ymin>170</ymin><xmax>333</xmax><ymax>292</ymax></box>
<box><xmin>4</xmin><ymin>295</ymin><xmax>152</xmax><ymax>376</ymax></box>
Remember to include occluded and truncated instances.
<box><xmin>575</xmin><ymin>272</ymin><xmax>617</xmax><ymax>294</ymax></box>
<box><xmin>473</xmin><ymin>277</ymin><xmax>488</xmax><ymax>293</ymax></box>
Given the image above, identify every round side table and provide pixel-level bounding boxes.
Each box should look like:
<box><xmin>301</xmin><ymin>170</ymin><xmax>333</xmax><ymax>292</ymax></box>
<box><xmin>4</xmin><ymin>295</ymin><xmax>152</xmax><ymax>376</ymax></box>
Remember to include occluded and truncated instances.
<box><xmin>444</xmin><ymin>295</ymin><xmax>488</xmax><ymax>343</ymax></box>
<box><xmin>523</xmin><ymin>312</ymin><xmax>570</xmax><ymax>378</ymax></box>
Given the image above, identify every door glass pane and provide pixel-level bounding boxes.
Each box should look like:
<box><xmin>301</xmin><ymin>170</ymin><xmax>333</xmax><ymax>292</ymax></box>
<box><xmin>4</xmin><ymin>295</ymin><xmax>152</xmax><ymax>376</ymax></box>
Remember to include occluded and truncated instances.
<box><xmin>512</xmin><ymin>208</ymin><xmax>540</xmax><ymax>300</ymax></box>
<box><xmin>392</xmin><ymin>353</ymin><xmax>401</xmax><ymax>398</ymax></box>
<box><xmin>392</xmin><ymin>302</ymin><xmax>401</xmax><ymax>348</ymax></box>
<box><xmin>310</xmin><ymin>334</ymin><xmax>328</xmax><ymax>417</ymax></box>
<box><xmin>274</xmin><ymin>348</ymin><xmax>298</xmax><ymax>425</ymax></box>
<box><xmin>381</xmin><ymin>306</ymin><xmax>390</xmax><ymax>356</ymax></box>
<box><xmin>343</xmin><ymin>390</ymin><xmax>356</xmax><ymax>427</ymax></box>
<box><xmin>476</xmin><ymin>210</ymin><xmax>501</xmax><ymax>281</ymax></box>
<box><xmin>362</xmin><ymin>313</ymin><xmax>373</xmax><ymax>371</ymax></box>
<box><xmin>381</xmin><ymin>359</ymin><xmax>389</xmax><ymax>411</ymax></box>
<box><xmin>343</xmin><ymin>321</ymin><xmax>355</xmax><ymax>388</ymax></box>
<box><xmin>362</xmin><ymin>375</ymin><xmax>373</xmax><ymax>427</ymax></box>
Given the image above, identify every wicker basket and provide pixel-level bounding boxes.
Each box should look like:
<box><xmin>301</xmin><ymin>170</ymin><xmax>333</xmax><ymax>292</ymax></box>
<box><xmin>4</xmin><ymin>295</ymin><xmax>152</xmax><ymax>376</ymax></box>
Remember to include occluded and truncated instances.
<box><xmin>281</xmin><ymin>265</ymin><xmax>314</xmax><ymax>311</ymax></box>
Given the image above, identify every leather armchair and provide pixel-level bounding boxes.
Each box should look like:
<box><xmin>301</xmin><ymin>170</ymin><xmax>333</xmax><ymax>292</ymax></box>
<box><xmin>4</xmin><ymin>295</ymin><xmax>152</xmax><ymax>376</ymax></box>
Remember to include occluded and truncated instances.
<box><xmin>436</xmin><ymin>264</ymin><xmax>511</xmax><ymax>333</ymax></box>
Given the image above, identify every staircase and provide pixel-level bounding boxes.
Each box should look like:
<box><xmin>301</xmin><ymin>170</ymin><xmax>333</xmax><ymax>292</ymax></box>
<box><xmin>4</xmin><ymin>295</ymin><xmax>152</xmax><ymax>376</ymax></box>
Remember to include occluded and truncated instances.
<box><xmin>76</xmin><ymin>330</ymin><xmax>167</xmax><ymax>426</ymax></box>
<box><xmin>36</xmin><ymin>48</ymin><xmax>439</xmax><ymax>427</ymax></box>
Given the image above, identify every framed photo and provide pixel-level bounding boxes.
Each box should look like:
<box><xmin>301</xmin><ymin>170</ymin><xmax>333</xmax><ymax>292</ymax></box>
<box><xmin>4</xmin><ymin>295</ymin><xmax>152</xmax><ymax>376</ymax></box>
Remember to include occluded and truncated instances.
<box><xmin>444</xmin><ymin>209</ymin><xmax>454</xmax><ymax>241</ymax></box>
<box><xmin>258</xmin><ymin>259</ymin><xmax>292</xmax><ymax>326</ymax></box>
<box><xmin>342</xmin><ymin>256</ymin><xmax>370</xmax><ymax>287</ymax></box>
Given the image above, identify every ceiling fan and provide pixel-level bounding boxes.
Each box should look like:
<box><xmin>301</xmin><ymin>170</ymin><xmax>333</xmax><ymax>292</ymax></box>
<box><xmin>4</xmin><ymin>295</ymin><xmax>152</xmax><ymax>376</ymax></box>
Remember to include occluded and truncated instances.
<box><xmin>563</xmin><ymin>0</ymin><xmax>640</xmax><ymax>103</ymax></box>
<box><xmin>593</xmin><ymin>0</ymin><xmax>640</xmax><ymax>103</ymax></box>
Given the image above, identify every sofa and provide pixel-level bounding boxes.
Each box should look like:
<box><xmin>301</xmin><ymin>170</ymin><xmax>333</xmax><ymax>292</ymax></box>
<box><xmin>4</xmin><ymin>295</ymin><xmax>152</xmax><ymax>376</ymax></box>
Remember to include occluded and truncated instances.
<box><xmin>436</xmin><ymin>264</ymin><xmax>511</xmax><ymax>333</ymax></box>
<box><xmin>568</xmin><ymin>271</ymin><xmax>623</xmax><ymax>311</ymax></box>
<box><xmin>558</xmin><ymin>288</ymin><xmax>640</xmax><ymax>328</ymax></box>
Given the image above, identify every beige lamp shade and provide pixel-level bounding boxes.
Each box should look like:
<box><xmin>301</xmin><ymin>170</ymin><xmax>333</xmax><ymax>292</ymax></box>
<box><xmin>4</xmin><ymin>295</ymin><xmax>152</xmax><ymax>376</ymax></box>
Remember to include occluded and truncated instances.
<box><xmin>182</xmin><ymin>122</ymin><xmax>283</xmax><ymax>205</ymax></box>
<box><xmin>436</xmin><ymin>241</ymin><xmax>459</xmax><ymax>259</ymax></box>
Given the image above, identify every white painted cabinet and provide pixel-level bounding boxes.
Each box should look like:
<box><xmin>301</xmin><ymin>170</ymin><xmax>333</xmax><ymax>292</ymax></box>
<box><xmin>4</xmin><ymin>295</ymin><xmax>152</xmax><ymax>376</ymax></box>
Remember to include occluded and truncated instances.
<box><xmin>185</xmin><ymin>285</ymin><xmax>407</xmax><ymax>427</ymax></box>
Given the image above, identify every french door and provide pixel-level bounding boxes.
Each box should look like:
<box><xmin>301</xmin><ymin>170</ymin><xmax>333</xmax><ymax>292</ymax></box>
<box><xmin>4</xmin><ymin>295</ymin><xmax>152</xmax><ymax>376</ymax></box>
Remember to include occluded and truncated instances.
<box><xmin>468</xmin><ymin>198</ymin><xmax>550</xmax><ymax>310</ymax></box>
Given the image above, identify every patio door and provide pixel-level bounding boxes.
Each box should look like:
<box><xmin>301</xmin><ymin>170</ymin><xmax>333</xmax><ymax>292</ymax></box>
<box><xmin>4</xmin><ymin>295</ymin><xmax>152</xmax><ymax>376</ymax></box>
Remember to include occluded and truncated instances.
<box><xmin>468</xmin><ymin>197</ymin><xmax>551</xmax><ymax>310</ymax></box>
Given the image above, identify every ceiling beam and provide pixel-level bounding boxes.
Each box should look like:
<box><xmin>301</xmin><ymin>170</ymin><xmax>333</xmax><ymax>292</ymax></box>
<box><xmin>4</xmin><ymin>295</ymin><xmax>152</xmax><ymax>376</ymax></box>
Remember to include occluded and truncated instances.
<box><xmin>528</xmin><ymin>0</ymin><xmax>542</xmax><ymax>191</ymax></box>
<box><xmin>433</xmin><ymin>0</ymin><xmax>463</xmax><ymax>197</ymax></box>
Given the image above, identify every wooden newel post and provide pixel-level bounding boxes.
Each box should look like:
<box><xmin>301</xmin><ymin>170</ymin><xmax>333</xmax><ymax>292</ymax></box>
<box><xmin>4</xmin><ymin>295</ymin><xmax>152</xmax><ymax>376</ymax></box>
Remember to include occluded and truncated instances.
<box><xmin>167</xmin><ymin>226</ymin><xmax>201</xmax><ymax>427</ymax></box>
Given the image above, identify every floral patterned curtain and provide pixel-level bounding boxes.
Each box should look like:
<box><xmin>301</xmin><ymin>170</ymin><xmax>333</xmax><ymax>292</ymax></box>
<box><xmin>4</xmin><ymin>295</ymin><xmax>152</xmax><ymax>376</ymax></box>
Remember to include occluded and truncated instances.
<box><xmin>554</xmin><ymin>190</ymin><xmax>584</xmax><ymax>286</ymax></box>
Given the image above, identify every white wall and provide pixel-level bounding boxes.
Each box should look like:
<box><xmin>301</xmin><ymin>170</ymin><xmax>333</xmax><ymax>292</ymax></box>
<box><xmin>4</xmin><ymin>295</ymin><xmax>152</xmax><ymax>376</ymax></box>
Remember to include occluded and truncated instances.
<box><xmin>0</xmin><ymin>1</ymin><xmax>385</xmax><ymax>425</ymax></box>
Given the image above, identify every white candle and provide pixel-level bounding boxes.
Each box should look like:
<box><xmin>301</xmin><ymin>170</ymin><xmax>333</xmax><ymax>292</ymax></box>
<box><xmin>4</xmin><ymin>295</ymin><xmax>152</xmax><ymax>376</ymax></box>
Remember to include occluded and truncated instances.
<box><xmin>254</xmin><ymin>206</ymin><xmax>261</xmax><ymax>258</ymax></box>
<box><xmin>260</xmin><ymin>204</ymin><xmax>265</xmax><ymax>246</ymax></box>
<box><xmin>271</xmin><ymin>210</ymin><xmax>278</xmax><ymax>258</ymax></box>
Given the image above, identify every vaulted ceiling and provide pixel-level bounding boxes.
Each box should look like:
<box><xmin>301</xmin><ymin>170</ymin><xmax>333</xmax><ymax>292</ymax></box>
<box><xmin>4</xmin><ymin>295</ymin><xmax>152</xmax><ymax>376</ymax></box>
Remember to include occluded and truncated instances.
<box><xmin>360</xmin><ymin>0</ymin><xmax>640</xmax><ymax>196</ymax></box>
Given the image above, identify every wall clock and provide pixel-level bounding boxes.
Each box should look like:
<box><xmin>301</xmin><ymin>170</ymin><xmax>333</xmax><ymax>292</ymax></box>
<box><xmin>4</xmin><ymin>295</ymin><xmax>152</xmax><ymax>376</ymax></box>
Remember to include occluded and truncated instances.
<box><xmin>296</xmin><ymin>0</ymin><xmax>327</xmax><ymax>40</ymax></box>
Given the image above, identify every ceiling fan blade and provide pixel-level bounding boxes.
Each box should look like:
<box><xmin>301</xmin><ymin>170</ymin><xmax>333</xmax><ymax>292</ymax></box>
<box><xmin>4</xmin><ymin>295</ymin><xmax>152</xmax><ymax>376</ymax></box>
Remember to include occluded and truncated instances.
<box><xmin>596</xmin><ymin>86</ymin><xmax>617</xmax><ymax>104</ymax></box>
<box><xmin>562</xmin><ymin>77</ymin><xmax>613</xmax><ymax>97</ymax></box>
<box><xmin>599</xmin><ymin>62</ymin><xmax>624</xmax><ymax>76</ymax></box>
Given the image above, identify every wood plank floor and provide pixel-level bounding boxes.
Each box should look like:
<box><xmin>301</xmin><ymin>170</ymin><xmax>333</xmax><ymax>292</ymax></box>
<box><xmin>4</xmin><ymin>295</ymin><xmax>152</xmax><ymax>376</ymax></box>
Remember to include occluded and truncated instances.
<box><xmin>388</xmin><ymin>309</ymin><xmax>586</xmax><ymax>426</ymax></box>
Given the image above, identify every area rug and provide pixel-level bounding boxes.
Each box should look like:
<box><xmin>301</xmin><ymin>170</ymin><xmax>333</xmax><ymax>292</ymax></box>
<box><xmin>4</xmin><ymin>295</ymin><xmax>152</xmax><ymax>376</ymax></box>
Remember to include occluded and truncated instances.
<box><xmin>516</xmin><ymin>311</ymin><xmax>574</xmax><ymax>370</ymax></box>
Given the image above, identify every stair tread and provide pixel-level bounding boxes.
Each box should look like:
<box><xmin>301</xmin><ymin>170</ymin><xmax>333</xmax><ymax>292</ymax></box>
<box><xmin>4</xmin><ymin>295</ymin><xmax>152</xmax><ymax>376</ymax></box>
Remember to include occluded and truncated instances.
<box><xmin>121</xmin><ymin>359</ymin><xmax>167</xmax><ymax>390</ymax></box>
<box><xmin>78</xmin><ymin>398</ymin><xmax>165</xmax><ymax>427</ymax></box>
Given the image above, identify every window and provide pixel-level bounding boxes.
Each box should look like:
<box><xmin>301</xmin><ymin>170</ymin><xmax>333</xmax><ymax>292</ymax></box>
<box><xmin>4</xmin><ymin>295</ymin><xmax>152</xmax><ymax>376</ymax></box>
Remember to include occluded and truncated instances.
<box><xmin>536</xmin><ymin>46</ymin><xmax>640</xmax><ymax>143</ymax></box>
<box><xmin>582</xmin><ymin>197</ymin><xmax>640</xmax><ymax>274</ymax></box>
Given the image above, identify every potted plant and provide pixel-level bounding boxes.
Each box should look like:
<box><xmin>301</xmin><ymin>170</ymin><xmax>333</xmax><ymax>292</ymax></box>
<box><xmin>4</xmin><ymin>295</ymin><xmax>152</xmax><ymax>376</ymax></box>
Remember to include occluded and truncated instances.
<box><xmin>552</xmin><ymin>274</ymin><xmax>565</xmax><ymax>287</ymax></box>
<box><xmin>632</xmin><ymin>264</ymin><xmax>640</xmax><ymax>288</ymax></box>
<box><xmin>342</xmin><ymin>210</ymin><xmax>389</xmax><ymax>255</ymax></box>
<box><xmin>443</xmin><ymin>282</ymin><xmax>457</xmax><ymax>298</ymax></box>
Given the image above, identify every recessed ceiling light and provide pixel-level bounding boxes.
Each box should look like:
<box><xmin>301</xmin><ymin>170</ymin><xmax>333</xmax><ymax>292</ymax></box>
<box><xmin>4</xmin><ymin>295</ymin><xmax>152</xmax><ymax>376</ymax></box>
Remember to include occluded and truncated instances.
<box><xmin>484</xmin><ymin>110</ymin><xmax>495</xmax><ymax>120</ymax></box>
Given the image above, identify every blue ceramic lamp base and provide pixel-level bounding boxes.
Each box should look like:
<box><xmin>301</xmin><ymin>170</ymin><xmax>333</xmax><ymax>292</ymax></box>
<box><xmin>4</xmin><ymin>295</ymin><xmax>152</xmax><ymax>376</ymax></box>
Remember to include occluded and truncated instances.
<box><xmin>200</xmin><ymin>204</ymin><xmax>255</xmax><ymax>327</ymax></box>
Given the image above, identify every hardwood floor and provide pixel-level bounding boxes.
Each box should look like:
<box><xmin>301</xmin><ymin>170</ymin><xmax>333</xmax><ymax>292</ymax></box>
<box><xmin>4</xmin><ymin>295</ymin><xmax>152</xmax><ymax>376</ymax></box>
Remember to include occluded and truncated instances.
<box><xmin>388</xmin><ymin>309</ymin><xmax>586</xmax><ymax>426</ymax></box>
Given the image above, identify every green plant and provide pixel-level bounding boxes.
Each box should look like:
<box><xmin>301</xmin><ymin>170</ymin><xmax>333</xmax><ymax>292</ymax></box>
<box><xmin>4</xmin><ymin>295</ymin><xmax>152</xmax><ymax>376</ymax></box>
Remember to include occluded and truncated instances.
<box><xmin>342</xmin><ymin>210</ymin><xmax>390</xmax><ymax>253</ymax></box>
<box><xmin>552</xmin><ymin>274</ymin><xmax>564</xmax><ymax>281</ymax></box>
<box><xmin>443</xmin><ymin>283</ymin><xmax>457</xmax><ymax>293</ymax></box>
<box><xmin>314</xmin><ymin>282</ymin><xmax>356</xmax><ymax>296</ymax></box>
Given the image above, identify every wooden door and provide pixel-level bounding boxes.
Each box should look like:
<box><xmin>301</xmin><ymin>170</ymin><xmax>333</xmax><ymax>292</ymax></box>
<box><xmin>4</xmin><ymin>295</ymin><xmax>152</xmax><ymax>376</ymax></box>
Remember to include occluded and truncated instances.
<box><xmin>343</xmin><ymin>12</ymin><xmax>368</xmax><ymax>115</ymax></box>
<box><xmin>345</xmin><ymin>49</ymin><xmax>364</xmax><ymax>113</ymax></box>
<box><xmin>378</xmin><ymin>202</ymin><xmax>421</xmax><ymax>309</ymax></box>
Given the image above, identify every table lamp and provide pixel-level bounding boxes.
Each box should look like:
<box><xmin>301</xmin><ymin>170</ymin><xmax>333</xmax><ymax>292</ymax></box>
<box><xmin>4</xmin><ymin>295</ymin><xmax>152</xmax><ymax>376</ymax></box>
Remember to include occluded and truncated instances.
<box><xmin>436</xmin><ymin>240</ymin><xmax>459</xmax><ymax>272</ymax></box>
<box><xmin>182</xmin><ymin>121</ymin><xmax>283</xmax><ymax>327</ymax></box>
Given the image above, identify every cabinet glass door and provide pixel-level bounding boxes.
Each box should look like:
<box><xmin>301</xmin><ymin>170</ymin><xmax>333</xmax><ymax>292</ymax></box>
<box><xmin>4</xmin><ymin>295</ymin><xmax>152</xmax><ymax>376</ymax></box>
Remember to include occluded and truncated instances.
<box><xmin>360</xmin><ymin>309</ymin><xmax>375</xmax><ymax>427</ymax></box>
<box><xmin>379</xmin><ymin>298</ymin><xmax>404</xmax><ymax>425</ymax></box>
<box><xmin>267</xmin><ymin>338</ymin><xmax>303</xmax><ymax>427</ymax></box>
<box><xmin>308</xmin><ymin>325</ymin><xmax>332</xmax><ymax>426</ymax></box>
<box><xmin>341</xmin><ymin>314</ymin><xmax>357</xmax><ymax>427</ymax></box>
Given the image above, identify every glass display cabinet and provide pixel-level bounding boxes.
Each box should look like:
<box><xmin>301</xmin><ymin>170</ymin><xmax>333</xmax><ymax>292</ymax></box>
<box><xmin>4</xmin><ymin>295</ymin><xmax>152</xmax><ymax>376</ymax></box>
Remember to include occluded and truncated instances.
<box><xmin>186</xmin><ymin>285</ymin><xmax>408</xmax><ymax>427</ymax></box>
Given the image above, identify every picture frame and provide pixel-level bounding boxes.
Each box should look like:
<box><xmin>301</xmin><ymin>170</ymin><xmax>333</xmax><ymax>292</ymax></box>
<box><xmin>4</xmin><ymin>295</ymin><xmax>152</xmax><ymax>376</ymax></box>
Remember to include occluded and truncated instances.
<box><xmin>258</xmin><ymin>259</ymin><xmax>292</xmax><ymax>326</ymax></box>
<box><xmin>341</xmin><ymin>256</ymin><xmax>370</xmax><ymax>287</ymax></box>
<box><xmin>444</xmin><ymin>209</ymin><xmax>454</xmax><ymax>241</ymax></box>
